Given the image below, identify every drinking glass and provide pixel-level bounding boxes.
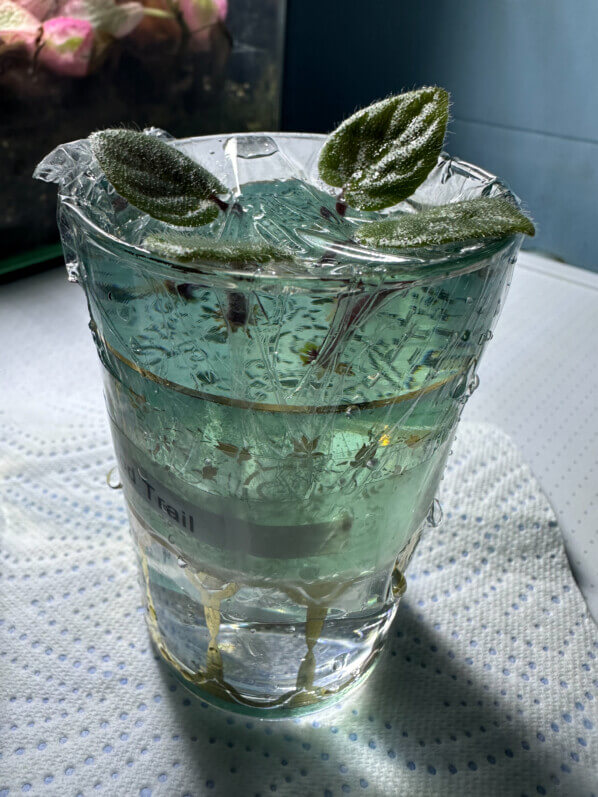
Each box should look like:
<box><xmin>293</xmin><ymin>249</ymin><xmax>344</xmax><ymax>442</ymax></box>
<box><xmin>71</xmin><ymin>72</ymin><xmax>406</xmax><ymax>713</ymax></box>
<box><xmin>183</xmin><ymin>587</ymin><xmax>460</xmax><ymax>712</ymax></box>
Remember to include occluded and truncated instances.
<box><xmin>37</xmin><ymin>132</ymin><xmax>523</xmax><ymax>716</ymax></box>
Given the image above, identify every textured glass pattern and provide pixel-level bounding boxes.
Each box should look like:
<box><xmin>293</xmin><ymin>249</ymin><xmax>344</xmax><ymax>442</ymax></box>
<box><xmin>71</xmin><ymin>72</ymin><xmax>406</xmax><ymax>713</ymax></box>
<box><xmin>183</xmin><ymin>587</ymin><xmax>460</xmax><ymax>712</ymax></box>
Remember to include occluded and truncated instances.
<box><xmin>38</xmin><ymin>133</ymin><xmax>524</xmax><ymax>715</ymax></box>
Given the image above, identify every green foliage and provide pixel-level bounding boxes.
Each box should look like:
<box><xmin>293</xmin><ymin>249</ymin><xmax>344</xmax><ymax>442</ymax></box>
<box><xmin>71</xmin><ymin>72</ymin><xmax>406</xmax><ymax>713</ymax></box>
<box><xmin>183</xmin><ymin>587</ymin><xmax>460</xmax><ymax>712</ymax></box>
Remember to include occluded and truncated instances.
<box><xmin>318</xmin><ymin>88</ymin><xmax>449</xmax><ymax>211</ymax></box>
<box><xmin>355</xmin><ymin>197</ymin><xmax>535</xmax><ymax>249</ymax></box>
<box><xmin>144</xmin><ymin>233</ymin><xmax>294</xmax><ymax>266</ymax></box>
<box><xmin>90</xmin><ymin>129</ymin><xmax>227</xmax><ymax>227</ymax></box>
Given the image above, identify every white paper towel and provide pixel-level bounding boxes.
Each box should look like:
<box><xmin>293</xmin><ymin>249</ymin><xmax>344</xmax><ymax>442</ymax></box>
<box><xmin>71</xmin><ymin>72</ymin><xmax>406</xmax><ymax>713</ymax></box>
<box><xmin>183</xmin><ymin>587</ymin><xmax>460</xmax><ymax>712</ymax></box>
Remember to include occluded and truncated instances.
<box><xmin>1</xmin><ymin>388</ymin><xmax>597</xmax><ymax>797</ymax></box>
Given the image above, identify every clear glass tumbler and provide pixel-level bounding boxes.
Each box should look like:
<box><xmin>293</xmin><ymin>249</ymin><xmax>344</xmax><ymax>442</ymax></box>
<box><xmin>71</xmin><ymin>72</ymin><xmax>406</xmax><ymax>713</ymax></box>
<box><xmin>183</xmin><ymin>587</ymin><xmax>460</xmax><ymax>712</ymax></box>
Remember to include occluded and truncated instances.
<box><xmin>37</xmin><ymin>132</ymin><xmax>524</xmax><ymax>716</ymax></box>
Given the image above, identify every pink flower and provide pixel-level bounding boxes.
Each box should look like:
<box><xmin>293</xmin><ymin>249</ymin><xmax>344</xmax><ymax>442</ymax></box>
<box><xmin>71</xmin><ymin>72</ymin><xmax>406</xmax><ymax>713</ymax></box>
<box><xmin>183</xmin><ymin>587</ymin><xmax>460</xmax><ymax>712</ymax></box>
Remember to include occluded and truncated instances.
<box><xmin>213</xmin><ymin>0</ymin><xmax>227</xmax><ymax>21</ymax></box>
<box><xmin>0</xmin><ymin>0</ymin><xmax>42</xmax><ymax>52</ymax></box>
<box><xmin>38</xmin><ymin>15</ymin><xmax>94</xmax><ymax>77</ymax></box>
<box><xmin>179</xmin><ymin>0</ymin><xmax>227</xmax><ymax>49</ymax></box>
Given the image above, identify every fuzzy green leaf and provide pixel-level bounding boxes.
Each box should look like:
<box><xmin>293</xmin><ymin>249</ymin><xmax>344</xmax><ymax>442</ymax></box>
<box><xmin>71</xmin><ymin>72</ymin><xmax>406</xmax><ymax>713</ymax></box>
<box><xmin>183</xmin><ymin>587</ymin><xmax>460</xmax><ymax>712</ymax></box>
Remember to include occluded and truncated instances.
<box><xmin>144</xmin><ymin>233</ymin><xmax>294</xmax><ymax>266</ymax></box>
<box><xmin>355</xmin><ymin>197</ymin><xmax>535</xmax><ymax>249</ymax></box>
<box><xmin>318</xmin><ymin>87</ymin><xmax>449</xmax><ymax>211</ymax></box>
<box><xmin>90</xmin><ymin>129</ymin><xmax>227</xmax><ymax>227</ymax></box>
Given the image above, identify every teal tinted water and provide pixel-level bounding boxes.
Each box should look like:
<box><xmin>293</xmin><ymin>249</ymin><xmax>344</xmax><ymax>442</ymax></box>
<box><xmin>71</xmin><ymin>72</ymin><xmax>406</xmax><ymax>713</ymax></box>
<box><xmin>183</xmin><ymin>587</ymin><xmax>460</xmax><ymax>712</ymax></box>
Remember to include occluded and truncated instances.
<box><xmin>74</xmin><ymin>177</ymin><xmax>517</xmax><ymax>712</ymax></box>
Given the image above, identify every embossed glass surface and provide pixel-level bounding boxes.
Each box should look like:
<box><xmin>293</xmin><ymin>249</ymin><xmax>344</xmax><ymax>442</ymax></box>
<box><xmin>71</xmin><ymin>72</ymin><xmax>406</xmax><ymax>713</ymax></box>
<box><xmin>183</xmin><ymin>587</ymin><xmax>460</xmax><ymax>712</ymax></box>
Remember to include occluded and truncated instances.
<box><xmin>37</xmin><ymin>133</ymin><xmax>524</xmax><ymax>716</ymax></box>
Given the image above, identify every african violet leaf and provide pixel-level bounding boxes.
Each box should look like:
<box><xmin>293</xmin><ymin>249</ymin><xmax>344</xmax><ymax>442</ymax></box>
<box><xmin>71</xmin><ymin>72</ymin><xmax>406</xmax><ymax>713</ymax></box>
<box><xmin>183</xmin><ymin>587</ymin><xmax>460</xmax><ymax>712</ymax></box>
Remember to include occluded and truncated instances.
<box><xmin>355</xmin><ymin>197</ymin><xmax>535</xmax><ymax>249</ymax></box>
<box><xmin>144</xmin><ymin>233</ymin><xmax>295</xmax><ymax>266</ymax></box>
<box><xmin>318</xmin><ymin>87</ymin><xmax>449</xmax><ymax>211</ymax></box>
<box><xmin>90</xmin><ymin>129</ymin><xmax>227</xmax><ymax>227</ymax></box>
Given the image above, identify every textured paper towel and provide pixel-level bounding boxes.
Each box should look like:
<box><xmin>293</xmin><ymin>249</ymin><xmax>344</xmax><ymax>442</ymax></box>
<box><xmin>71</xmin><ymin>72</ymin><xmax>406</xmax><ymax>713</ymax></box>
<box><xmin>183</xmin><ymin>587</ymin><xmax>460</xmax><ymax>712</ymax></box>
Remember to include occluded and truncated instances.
<box><xmin>1</xmin><ymin>387</ymin><xmax>597</xmax><ymax>797</ymax></box>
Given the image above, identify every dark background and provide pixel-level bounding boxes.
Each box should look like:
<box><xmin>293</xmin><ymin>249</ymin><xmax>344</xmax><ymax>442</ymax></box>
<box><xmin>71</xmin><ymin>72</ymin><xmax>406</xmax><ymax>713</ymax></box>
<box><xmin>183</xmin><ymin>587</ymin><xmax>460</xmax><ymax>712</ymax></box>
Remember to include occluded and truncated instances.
<box><xmin>2</xmin><ymin>0</ymin><xmax>596</xmax><ymax>281</ymax></box>
<box><xmin>282</xmin><ymin>0</ymin><xmax>598</xmax><ymax>272</ymax></box>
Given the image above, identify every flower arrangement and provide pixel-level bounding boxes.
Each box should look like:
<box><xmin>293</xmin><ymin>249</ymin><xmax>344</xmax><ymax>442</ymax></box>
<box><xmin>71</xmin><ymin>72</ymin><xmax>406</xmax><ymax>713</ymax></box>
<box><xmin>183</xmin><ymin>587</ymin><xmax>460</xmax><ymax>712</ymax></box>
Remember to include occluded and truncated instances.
<box><xmin>0</xmin><ymin>0</ymin><xmax>227</xmax><ymax>77</ymax></box>
<box><xmin>0</xmin><ymin>0</ymin><xmax>283</xmax><ymax>267</ymax></box>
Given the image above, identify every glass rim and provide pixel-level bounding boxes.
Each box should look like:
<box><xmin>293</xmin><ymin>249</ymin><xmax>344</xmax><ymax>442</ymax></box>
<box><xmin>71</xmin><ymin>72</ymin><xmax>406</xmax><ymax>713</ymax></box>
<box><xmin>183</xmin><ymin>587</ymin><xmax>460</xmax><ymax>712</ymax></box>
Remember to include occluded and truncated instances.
<box><xmin>60</xmin><ymin>131</ymin><xmax>522</xmax><ymax>290</ymax></box>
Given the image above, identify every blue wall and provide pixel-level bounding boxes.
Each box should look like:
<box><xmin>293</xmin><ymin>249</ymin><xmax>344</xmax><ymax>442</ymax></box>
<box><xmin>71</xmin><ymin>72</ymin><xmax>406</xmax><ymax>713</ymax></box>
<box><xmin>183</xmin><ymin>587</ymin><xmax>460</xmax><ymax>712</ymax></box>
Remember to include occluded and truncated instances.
<box><xmin>282</xmin><ymin>0</ymin><xmax>598</xmax><ymax>271</ymax></box>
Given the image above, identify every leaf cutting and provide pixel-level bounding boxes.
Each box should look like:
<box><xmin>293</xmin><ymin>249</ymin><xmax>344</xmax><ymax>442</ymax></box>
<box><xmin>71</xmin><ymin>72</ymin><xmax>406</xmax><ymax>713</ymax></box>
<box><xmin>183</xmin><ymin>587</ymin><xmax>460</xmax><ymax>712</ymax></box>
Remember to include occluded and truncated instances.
<box><xmin>143</xmin><ymin>233</ymin><xmax>295</xmax><ymax>266</ymax></box>
<box><xmin>318</xmin><ymin>87</ymin><xmax>449</xmax><ymax>212</ymax></box>
<box><xmin>355</xmin><ymin>197</ymin><xmax>535</xmax><ymax>249</ymax></box>
<box><xmin>90</xmin><ymin>129</ymin><xmax>228</xmax><ymax>227</ymax></box>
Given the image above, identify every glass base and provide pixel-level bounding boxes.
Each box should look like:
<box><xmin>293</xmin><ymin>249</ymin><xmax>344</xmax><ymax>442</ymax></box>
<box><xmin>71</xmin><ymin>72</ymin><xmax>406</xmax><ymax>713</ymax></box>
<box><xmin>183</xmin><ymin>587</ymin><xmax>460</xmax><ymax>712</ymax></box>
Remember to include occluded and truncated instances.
<box><xmin>148</xmin><ymin>626</ymin><xmax>381</xmax><ymax>719</ymax></box>
<box><xmin>135</xmin><ymin>514</ymin><xmax>406</xmax><ymax>718</ymax></box>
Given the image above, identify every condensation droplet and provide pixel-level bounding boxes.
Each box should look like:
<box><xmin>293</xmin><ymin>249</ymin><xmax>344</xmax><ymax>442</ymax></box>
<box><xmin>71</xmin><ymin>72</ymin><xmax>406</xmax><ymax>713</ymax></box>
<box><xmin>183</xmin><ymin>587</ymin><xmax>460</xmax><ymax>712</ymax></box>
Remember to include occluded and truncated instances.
<box><xmin>234</xmin><ymin>135</ymin><xmax>279</xmax><ymax>159</ymax></box>
<box><xmin>468</xmin><ymin>373</ymin><xmax>480</xmax><ymax>396</ymax></box>
<box><xmin>427</xmin><ymin>498</ymin><xmax>443</xmax><ymax>528</ymax></box>
<box><xmin>460</xmin><ymin>357</ymin><xmax>480</xmax><ymax>401</ymax></box>
<box><xmin>106</xmin><ymin>467</ymin><xmax>122</xmax><ymax>490</ymax></box>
